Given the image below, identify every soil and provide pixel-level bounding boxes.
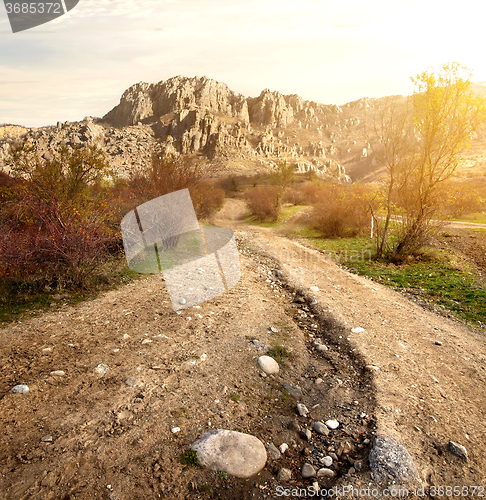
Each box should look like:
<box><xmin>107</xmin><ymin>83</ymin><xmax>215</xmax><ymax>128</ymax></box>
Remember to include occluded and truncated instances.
<box><xmin>0</xmin><ymin>199</ymin><xmax>485</xmax><ymax>500</ymax></box>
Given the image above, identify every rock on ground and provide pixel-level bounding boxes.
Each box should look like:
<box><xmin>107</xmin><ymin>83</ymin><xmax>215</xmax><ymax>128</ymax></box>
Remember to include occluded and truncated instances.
<box><xmin>191</xmin><ymin>429</ymin><xmax>267</xmax><ymax>479</ymax></box>
<box><xmin>369</xmin><ymin>435</ymin><xmax>420</xmax><ymax>485</ymax></box>
<box><xmin>258</xmin><ymin>355</ymin><xmax>279</xmax><ymax>374</ymax></box>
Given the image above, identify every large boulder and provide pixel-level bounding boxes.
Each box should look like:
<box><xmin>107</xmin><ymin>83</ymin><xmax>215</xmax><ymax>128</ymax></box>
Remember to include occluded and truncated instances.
<box><xmin>191</xmin><ymin>429</ymin><xmax>267</xmax><ymax>478</ymax></box>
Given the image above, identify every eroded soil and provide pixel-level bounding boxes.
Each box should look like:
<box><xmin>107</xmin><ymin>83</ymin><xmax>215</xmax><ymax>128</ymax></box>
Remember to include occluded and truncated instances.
<box><xmin>0</xmin><ymin>199</ymin><xmax>485</xmax><ymax>499</ymax></box>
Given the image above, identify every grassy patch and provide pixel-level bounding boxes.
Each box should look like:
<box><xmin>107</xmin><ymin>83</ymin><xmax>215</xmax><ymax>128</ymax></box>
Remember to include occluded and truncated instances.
<box><xmin>302</xmin><ymin>236</ymin><xmax>486</xmax><ymax>329</ymax></box>
<box><xmin>245</xmin><ymin>205</ymin><xmax>310</xmax><ymax>229</ymax></box>
<box><xmin>229</xmin><ymin>393</ymin><xmax>240</xmax><ymax>403</ymax></box>
<box><xmin>267</xmin><ymin>344</ymin><xmax>290</xmax><ymax>364</ymax></box>
<box><xmin>180</xmin><ymin>449</ymin><xmax>199</xmax><ymax>467</ymax></box>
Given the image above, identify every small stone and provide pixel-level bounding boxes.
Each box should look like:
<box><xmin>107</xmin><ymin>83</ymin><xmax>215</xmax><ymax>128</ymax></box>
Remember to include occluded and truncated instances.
<box><xmin>93</xmin><ymin>364</ymin><xmax>109</xmax><ymax>375</ymax></box>
<box><xmin>338</xmin><ymin>440</ymin><xmax>354</xmax><ymax>456</ymax></box>
<box><xmin>325</xmin><ymin>419</ymin><xmax>339</xmax><ymax>430</ymax></box>
<box><xmin>351</xmin><ymin>327</ymin><xmax>365</xmax><ymax>333</ymax></box>
<box><xmin>258</xmin><ymin>355</ymin><xmax>279</xmax><ymax>375</ymax></box>
<box><xmin>270</xmin><ymin>326</ymin><xmax>280</xmax><ymax>333</ymax></box>
<box><xmin>317</xmin><ymin>468</ymin><xmax>336</xmax><ymax>478</ymax></box>
<box><xmin>320</xmin><ymin>456</ymin><xmax>333</xmax><ymax>467</ymax></box>
<box><xmin>297</xmin><ymin>404</ymin><xmax>309</xmax><ymax>417</ymax></box>
<box><xmin>41</xmin><ymin>435</ymin><xmax>53</xmax><ymax>442</ymax></box>
<box><xmin>366</xmin><ymin>365</ymin><xmax>380</xmax><ymax>371</ymax></box>
<box><xmin>288</xmin><ymin>420</ymin><xmax>301</xmax><ymax>432</ymax></box>
<box><xmin>300</xmin><ymin>429</ymin><xmax>312</xmax><ymax>441</ymax></box>
<box><xmin>354</xmin><ymin>459</ymin><xmax>364</xmax><ymax>471</ymax></box>
<box><xmin>348</xmin><ymin>467</ymin><xmax>356</xmax><ymax>475</ymax></box>
<box><xmin>316</xmin><ymin>344</ymin><xmax>328</xmax><ymax>352</ymax></box>
<box><xmin>435</xmin><ymin>341</ymin><xmax>443</xmax><ymax>346</ymax></box>
<box><xmin>50</xmin><ymin>370</ymin><xmax>65</xmax><ymax>376</ymax></box>
<box><xmin>179</xmin><ymin>298</ymin><xmax>187</xmax><ymax>305</ymax></box>
<box><xmin>277</xmin><ymin>468</ymin><xmax>292</xmax><ymax>482</ymax></box>
<box><xmin>282</xmin><ymin>382</ymin><xmax>303</xmax><ymax>399</ymax></box>
<box><xmin>125</xmin><ymin>377</ymin><xmax>142</xmax><ymax>387</ymax></box>
<box><xmin>267</xmin><ymin>442</ymin><xmax>281</xmax><ymax>461</ymax></box>
<box><xmin>11</xmin><ymin>384</ymin><xmax>29</xmax><ymax>394</ymax></box>
<box><xmin>301</xmin><ymin>463</ymin><xmax>316</xmax><ymax>478</ymax></box>
<box><xmin>449</xmin><ymin>441</ymin><xmax>468</xmax><ymax>461</ymax></box>
<box><xmin>279</xmin><ymin>443</ymin><xmax>288</xmax><ymax>454</ymax></box>
<box><xmin>171</xmin><ymin>427</ymin><xmax>181</xmax><ymax>433</ymax></box>
<box><xmin>310</xmin><ymin>286</ymin><xmax>319</xmax><ymax>292</ymax></box>
<box><xmin>315</xmin><ymin>378</ymin><xmax>323</xmax><ymax>385</ymax></box>
<box><xmin>200</xmin><ymin>353</ymin><xmax>207</xmax><ymax>361</ymax></box>
<box><xmin>312</xmin><ymin>421</ymin><xmax>330</xmax><ymax>436</ymax></box>
<box><xmin>141</xmin><ymin>338</ymin><xmax>153</xmax><ymax>344</ymax></box>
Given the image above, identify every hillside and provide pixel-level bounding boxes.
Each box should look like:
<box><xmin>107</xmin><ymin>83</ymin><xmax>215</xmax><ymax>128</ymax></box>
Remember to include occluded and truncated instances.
<box><xmin>2</xmin><ymin>76</ymin><xmax>486</xmax><ymax>183</ymax></box>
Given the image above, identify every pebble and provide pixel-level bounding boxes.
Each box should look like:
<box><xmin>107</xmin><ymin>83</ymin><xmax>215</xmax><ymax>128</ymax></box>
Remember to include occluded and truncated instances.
<box><xmin>282</xmin><ymin>382</ymin><xmax>303</xmax><ymax>399</ymax></box>
<box><xmin>179</xmin><ymin>298</ymin><xmax>186</xmax><ymax>305</ymax></box>
<box><xmin>325</xmin><ymin>419</ymin><xmax>339</xmax><ymax>430</ymax></box>
<box><xmin>312</xmin><ymin>421</ymin><xmax>330</xmax><ymax>436</ymax></box>
<box><xmin>317</xmin><ymin>468</ymin><xmax>336</xmax><ymax>478</ymax></box>
<box><xmin>171</xmin><ymin>427</ymin><xmax>181</xmax><ymax>433</ymax></box>
<box><xmin>297</xmin><ymin>404</ymin><xmax>309</xmax><ymax>417</ymax></box>
<box><xmin>141</xmin><ymin>339</ymin><xmax>153</xmax><ymax>344</ymax></box>
<box><xmin>300</xmin><ymin>429</ymin><xmax>312</xmax><ymax>441</ymax></box>
<box><xmin>279</xmin><ymin>443</ymin><xmax>288</xmax><ymax>454</ymax></box>
<box><xmin>320</xmin><ymin>456</ymin><xmax>333</xmax><ymax>467</ymax></box>
<box><xmin>310</xmin><ymin>286</ymin><xmax>319</xmax><ymax>292</ymax></box>
<box><xmin>125</xmin><ymin>377</ymin><xmax>142</xmax><ymax>387</ymax></box>
<box><xmin>93</xmin><ymin>364</ymin><xmax>109</xmax><ymax>375</ymax></box>
<box><xmin>301</xmin><ymin>463</ymin><xmax>316</xmax><ymax>478</ymax></box>
<box><xmin>315</xmin><ymin>378</ymin><xmax>323</xmax><ymax>385</ymax></box>
<box><xmin>288</xmin><ymin>420</ymin><xmax>301</xmax><ymax>431</ymax></box>
<box><xmin>200</xmin><ymin>353</ymin><xmax>207</xmax><ymax>361</ymax></box>
<box><xmin>267</xmin><ymin>442</ymin><xmax>281</xmax><ymax>460</ymax></box>
<box><xmin>449</xmin><ymin>441</ymin><xmax>468</xmax><ymax>461</ymax></box>
<box><xmin>50</xmin><ymin>371</ymin><xmax>65</xmax><ymax>376</ymax></box>
<box><xmin>316</xmin><ymin>344</ymin><xmax>328</xmax><ymax>352</ymax></box>
<box><xmin>338</xmin><ymin>440</ymin><xmax>354</xmax><ymax>456</ymax></box>
<box><xmin>366</xmin><ymin>365</ymin><xmax>380</xmax><ymax>371</ymax></box>
<box><xmin>269</xmin><ymin>326</ymin><xmax>280</xmax><ymax>333</ymax></box>
<box><xmin>258</xmin><ymin>355</ymin><xmax>279</xmax><ymax>375</ymax></box>
<box><xmin>41</xmin><ymin>435</ymin><xmax>53</xmax><ymax>442</ymax></box>
<box><xmin>11</xmin><ymin>384</ymin><xmax>29</xmax><ymax>394</ymax></box>
<box><xmin>277</xmin><ymin>468</ymin><xmax>292</xmax><ymax>482</ymax></box>
<box><xmin>122</xmin><ymin>334</ymin><xmax>130</xmax><ymax>339</ymax></box>
<box><xmin>351</xmin><ymin>327</ymin><xmax>365</xmax><ymax>333</ymax></box>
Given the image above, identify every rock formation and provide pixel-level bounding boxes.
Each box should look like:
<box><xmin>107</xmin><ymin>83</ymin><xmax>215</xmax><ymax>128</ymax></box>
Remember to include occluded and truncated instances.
<box><xmin>1</xmin><ymin>75</ymin><xmax>388</xmax><ymax>181</ymax></box>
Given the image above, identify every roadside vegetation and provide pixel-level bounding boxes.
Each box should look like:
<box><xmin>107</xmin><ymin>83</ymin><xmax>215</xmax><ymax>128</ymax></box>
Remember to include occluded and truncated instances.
<box><xmin>0</xmin><ymin>144</ymin><xmax>224</xmax><ymax>322</ymax></box>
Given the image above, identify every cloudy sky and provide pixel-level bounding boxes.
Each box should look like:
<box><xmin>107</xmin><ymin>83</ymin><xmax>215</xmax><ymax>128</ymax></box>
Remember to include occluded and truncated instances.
<box><xmin>1</xmin><ymin>0</ymin><xmax>485</xmax><ymax>127</ymax></box>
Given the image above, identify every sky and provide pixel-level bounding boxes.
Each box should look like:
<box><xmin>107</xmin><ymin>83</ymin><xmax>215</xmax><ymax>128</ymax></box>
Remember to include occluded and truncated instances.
<box><xmin>1</xmin><ymin>0</ymin><xmax>486</xmax><ymax>128</ymax></box>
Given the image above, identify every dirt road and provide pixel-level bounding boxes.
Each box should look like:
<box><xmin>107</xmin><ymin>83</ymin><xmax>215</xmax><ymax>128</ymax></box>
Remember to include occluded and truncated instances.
<box><xmin>0</xmin><ymin>199</ymin><xmax>485</xmax><ymax>499</ymax></box>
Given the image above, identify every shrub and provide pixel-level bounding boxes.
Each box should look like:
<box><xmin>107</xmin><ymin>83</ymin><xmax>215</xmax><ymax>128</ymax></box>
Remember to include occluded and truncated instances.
<box><xmin>310</xmin><ymin>183</ymin><xmax>373</xmax><ymax>238</ymax></box>
<box><xmin>245</xmin><ymin>185</ymin><xmax>280</xmax><ymax>221</ymax></box>
<box><xmin>189</xmin><ymin>180</ymin><xmax>225</xmax><ymax>219</ymax></box>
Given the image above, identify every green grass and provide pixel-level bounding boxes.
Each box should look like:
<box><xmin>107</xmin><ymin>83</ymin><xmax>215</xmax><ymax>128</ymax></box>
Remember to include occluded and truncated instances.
<box><xmin>267</xmin><ymin>344</ymin><xmax>290</xmax><ymax>364</ymax></box>
<box><xmin>451</xmin><ymin>212</ymin><xmax>486</xmax><ymax>224</ymax></box>
<box><xmin>301</xmin><ymin>235</ymin><xmax>486</xmax><ymax>329</ymax></box>
<box><xmin>229</xmin><ymin>393</ymin><xmax>240</xmax><ymax>403</ymax></box>
<box><xmin>180</xmin><ymin>449</ymin><xmax>199</xmax><ymax>467</ymax></box>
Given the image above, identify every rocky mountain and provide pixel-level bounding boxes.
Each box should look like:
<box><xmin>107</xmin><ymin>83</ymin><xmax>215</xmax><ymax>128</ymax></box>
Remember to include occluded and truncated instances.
<box><xmin>0</xmin><ymin>76</ymin><xmax>397</xmax><ymax>181</ymax></box>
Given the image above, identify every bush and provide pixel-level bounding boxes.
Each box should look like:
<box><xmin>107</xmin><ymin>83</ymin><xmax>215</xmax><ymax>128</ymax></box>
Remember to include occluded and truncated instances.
<box><xmin>0</xmin><ymin>144</ymin><xmax>117</xmax><ymax>289</ymax></box>
<box><xmin>189</xmin><ymin>180</ymin><xmax>225</xmax><ymax>219</ymax></box>
<box><xmin>245</xmin><ymin>186</ymin><xmax>280</xmax><ymax>221</ymax></box>
<box><xmin>283</xmin><ymin>181</ymin><xmax>321</xmax><ymax>206</ymax></box>
<box><xmin>310</xmin><ymin>183</ymin><xmax>372</xmax><ymax>238</ymax></box>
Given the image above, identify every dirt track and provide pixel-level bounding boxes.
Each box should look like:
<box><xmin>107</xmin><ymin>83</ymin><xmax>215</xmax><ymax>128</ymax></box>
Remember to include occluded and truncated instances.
<box><xmin>0</xmin><ymin>199</ymin><xmax>485</xmax><ymax>499</ymax></box>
